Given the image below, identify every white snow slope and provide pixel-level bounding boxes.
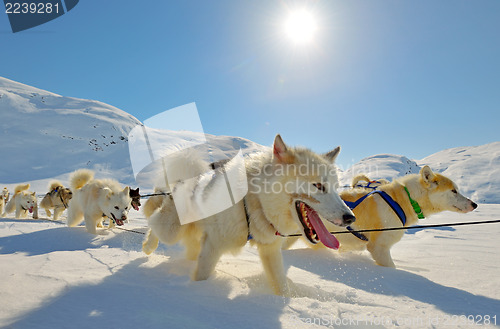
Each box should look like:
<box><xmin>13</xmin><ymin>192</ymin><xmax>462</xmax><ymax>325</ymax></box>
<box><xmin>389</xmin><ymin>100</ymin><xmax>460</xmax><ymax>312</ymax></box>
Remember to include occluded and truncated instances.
<box><xmin>1</xmin><ymin>77</ymin><xmax>499</xmax><ymax>329</ymax></box>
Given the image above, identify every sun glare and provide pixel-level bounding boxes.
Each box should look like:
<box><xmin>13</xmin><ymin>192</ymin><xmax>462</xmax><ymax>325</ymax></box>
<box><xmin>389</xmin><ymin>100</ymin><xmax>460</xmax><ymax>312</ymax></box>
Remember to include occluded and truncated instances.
<box><xmin>284</xmin><ymin>10</ymin><xmax>318</xmax><ymax>45</ymax></box>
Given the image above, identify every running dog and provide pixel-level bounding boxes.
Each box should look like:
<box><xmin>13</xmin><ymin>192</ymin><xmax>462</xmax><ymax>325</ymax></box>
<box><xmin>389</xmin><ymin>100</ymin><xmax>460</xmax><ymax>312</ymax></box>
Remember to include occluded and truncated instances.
<box><xmin>130</xmin><ymin>187</ymin><xmax>141</xmax><ymax>211</ymax></box>
<box><xmin>66</xmin><ymin>169</ymin><xmax>132</xmax><ymax>234</ymax></box>
<box><xmin>142</xmin><ymin>135</ymin><xmax>355</xmax><ymax>296</ymax></box>
<box><xmin>0</xmin><ymin>187</ymin><xmax>9</xmax><ymax>215</ymax></box>
<box><xmin>39</xmin><ymin>181</ymin><xmax>73</xmax><ymax>220</ymax></box>
<box><xmin>335</xmin><ymin>166</ymin><xmax>477</xmax><ymax>267</ymax></box>
<box><xmin>2</xmin><ymin>184</ymin><xmax>38</xmax><ymax>219</ymax></box>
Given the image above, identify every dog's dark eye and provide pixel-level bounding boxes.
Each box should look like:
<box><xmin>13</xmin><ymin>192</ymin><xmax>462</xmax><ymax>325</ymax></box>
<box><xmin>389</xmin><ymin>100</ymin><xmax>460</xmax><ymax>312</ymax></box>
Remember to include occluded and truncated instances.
<box><xmin>451</xmin><ymin>189</ymin><xmax>458</xmax><ymax>194</ymax></box>
<box><xmin>125</xmin><ymin>206</ymin><xmax>128</xmax><ymax>210</ymax></box>
<box><xmin>114</xmin><ymin>206</ymin><xmax>119</xmax><ymax>210</ymax></box>
<box><xmin>313</xmin><ymin>183</ymin><xmax>326</xmax><ymax>193</ymax></box>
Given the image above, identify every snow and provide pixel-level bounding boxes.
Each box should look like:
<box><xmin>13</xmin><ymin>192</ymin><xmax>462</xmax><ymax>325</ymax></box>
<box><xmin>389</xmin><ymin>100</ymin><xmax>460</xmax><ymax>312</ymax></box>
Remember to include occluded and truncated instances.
<box><xmin>1</xmin><ymin>205</ymin><xmax>499</xmax><ymax>329</ymax></box>
<box><xmin>1</xmin><ymin>77</ymin><xmax>499</xmax><ymax>328</ymax></box>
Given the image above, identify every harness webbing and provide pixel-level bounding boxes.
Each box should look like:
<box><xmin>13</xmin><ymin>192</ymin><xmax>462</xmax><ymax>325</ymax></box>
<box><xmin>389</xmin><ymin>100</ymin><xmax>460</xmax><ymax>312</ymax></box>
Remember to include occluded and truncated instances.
<box><xmin>343</xmin><ymin>190</ymin><xmax>407</xmax><ymax>241</ymax></box>
<box><xmin>243</xmin><ymin>198</ymin><xmax>253</xmax><ymax>240</ymax></box>
<box><xmin>344</xmin><ymin>190</ymin><xmax>407</xmax><ymax>226</ymax></box>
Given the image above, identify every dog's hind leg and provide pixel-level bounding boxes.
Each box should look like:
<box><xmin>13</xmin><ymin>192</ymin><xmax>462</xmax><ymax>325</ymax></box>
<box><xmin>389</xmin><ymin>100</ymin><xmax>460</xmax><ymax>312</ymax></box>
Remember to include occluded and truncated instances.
<box><xmin>142</xmin><ymin>228</ymin><xmax>160</xmax><ymax>255</ymax></box>
<box><xmin>67</xmin><ymin>204</ymin><xmax>84</xmax><ymax>227</ymax></box>
<box><xmin>258</xmin><ymin>240</ymin><xmax>291</xmax><ymax>296</ymax></box>
<box><xmin>182</xmin><ymin>224</ymin><xmax>201</xmax><ymax>261</ymax></box>
<box><xmin>367</xmin><ymin>242</ymin><xmax>395</xmax><ymax>268</ymax></box>
<box><xmin>192</xmin><ymin>233</ymin><xmax>223</xmax><ymax>281</ymax></box>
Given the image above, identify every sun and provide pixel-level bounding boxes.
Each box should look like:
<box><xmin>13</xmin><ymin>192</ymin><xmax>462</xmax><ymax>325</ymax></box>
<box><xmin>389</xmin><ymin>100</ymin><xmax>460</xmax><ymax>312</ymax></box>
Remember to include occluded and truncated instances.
<box><xmin>284</xmin><ymin>10</ymin><xmax>318</xmax><ymax>45</ymax></box>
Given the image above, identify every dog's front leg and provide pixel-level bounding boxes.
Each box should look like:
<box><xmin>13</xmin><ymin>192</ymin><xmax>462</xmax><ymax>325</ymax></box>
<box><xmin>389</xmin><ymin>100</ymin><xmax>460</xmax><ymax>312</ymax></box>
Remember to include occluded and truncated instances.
<box><xmin>53</xmin><ymin>207</ymin><xmax>64</xmax><ymax>221</ymax></box>
<box><xmin>84</xmin><ymin>213</ymin><xmax>99</xmax><ymax>234</ymax></box>
<box><xmin>15</xmin><ymin>206</ymin><xmax>23</xmax><ymax>219</ymax></box>
<box><xmin>367</xmin><ymin>242</ymin><xmax>396</xmax><ymax>268</ymax></box>
<box><xmin>142</xmin><ymin>228</ymin><xmax>159</xmax><ymax>255</ymax></box>
<box><xmin>32</xmin><ymin>204</ymin><xmax>38</xmax><ymax>219</ymax></box>
<box><xmin>258</xmin><ymin>240</ymin><xmax>291</xmax><ymax>296</ymax></box>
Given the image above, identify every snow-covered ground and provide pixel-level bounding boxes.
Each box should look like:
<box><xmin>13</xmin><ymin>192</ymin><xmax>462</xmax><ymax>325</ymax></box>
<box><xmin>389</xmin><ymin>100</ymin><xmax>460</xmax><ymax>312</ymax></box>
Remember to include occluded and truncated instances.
<box><xmin>1</xmin><ymin>205</ymin><xmax>499</xmax><ymax>329</ymax></box>
<box><xmin>1</xmin><ymin>77</ymin><xmax>499</xmax><ymax>328</ymax></box>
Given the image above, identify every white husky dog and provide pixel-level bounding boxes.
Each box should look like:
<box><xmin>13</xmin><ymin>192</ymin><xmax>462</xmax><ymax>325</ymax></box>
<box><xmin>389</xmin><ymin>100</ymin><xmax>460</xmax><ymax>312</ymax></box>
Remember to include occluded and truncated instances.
<box><xmin>142</xmin><ymin>135</ymin><xmax>355</xmax><ymax>296</ymax></box>
<box><xmin>66</xmin><ymin>169</ymin><xmax>132</xmax><ymax>234</ymax></box>
<box><xmin>2</xmin><ymin>184</ymin><xmax>38</xmax><ymax>219</ymax></box>
<box><xmin>0</xmin><ymin>187</ymin><xmax>9</xmax><ymax>215</ymax></box>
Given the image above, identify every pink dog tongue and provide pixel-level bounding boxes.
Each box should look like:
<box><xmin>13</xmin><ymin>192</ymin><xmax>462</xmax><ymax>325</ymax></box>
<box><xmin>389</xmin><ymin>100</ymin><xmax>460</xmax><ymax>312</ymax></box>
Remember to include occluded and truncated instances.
<box><xmin>308</xmin><ymin>209</ymin><xmax>340</xmax><ymax>250</ymax></box>
<box><xmin>28</xmin><ymin>207</ymin><xmax>33</xmax><ymax>213</ymax></box>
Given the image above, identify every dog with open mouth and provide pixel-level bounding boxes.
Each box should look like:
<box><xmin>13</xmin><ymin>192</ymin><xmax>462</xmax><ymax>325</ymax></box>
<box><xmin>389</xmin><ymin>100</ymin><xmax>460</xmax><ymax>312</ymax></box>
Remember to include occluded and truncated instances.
<box><xmin>129</xmin><ymin>187</ymin><xmax>141</xmax><ymax>211</ymax></box>
<box><xmin>66</xmin><ymin>169</ymin><xmax>131</xmax><ymax>234</ymax></box>
<box><xmin>142</xmin><ymin>134</ymin><xmax>355</xmax><ymax>296</ymax></box>
<box><xmin>2</xmin><ymin>183</ymin><xmax>38</xmax><ymax>219</ymax></box>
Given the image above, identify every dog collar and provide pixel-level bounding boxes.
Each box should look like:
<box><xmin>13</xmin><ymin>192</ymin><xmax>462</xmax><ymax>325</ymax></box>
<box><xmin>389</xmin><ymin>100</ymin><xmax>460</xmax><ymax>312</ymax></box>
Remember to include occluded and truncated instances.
<box><xmin>404</xmin><ymin>187</ymin><xmax>425</xmax><ymax>219</ymax></box>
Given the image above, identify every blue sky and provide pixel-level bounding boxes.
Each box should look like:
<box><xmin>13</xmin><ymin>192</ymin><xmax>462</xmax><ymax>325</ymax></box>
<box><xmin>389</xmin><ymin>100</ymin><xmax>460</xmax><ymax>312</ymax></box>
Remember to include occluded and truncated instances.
<box><xmin>1</xmin><ymin>0</ymin><xmax>499</xmax><ymax>169</ymax></box>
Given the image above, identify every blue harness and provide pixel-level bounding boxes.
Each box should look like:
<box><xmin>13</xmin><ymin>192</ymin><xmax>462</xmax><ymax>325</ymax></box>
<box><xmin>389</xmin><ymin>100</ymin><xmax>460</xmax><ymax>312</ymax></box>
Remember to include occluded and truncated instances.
<box><xmin>343</xmin><ymin>190</ymin><xmax>407</xmax><ymax>241</ymax></box>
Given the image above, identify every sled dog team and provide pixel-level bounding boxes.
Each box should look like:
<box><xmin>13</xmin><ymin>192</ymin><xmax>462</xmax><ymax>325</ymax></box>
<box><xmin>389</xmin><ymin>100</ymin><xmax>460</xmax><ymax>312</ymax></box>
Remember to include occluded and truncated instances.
<box><xmin>1</xmin><ymin>135</ymin><xmax>477</xmax><ymax>296</ymax></box>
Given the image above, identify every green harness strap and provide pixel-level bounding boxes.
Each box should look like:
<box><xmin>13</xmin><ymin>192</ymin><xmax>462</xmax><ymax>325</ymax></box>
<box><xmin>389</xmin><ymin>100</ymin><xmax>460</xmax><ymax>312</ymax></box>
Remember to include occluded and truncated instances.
<box><xmin>404</xmin><ymin>186</ymin><xmax>425</xmax><ymax>219</ymax></box>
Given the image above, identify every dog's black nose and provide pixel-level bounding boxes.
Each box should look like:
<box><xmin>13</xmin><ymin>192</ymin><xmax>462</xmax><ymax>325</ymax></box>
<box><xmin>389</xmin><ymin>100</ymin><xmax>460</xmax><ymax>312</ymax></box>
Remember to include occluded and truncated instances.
<box><xmin>343</xmin><ymin>213</ymin><xmax>356</xmax><ymax>225</ymax></box>
<box><xmin>472</xmin><ymin>202</ymin><xmax>478</xmax><ymax>210</ymax></box>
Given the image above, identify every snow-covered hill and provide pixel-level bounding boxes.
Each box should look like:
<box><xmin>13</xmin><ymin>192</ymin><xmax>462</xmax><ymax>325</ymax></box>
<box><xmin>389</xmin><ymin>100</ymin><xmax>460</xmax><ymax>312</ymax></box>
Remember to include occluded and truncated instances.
<box><xmin>0</xmin><ymin>77</ymin><xmax>265</xmax><ymax>192</ymax></box>
<box><xmin>339</xmin><ymin>143</ymin><xmax>500</xmax><ymax>204</ymax></box>
<box><xmin>1</xmin><ymin>76</ymin><xmax>498</xmax><ymax>203</ymax></box>
<box><xmin>339</xmin><ymin>154</ymin><xmax>421</xmax><ymax>186</ymax></box>
<box><xmin>0</xmin><ymin>76</ymin><xmax>140</xmax><ymax>185</ymax></box>
<box><xmin>418</xmin><ymin>142</ymin><xmax>500</xmax><ymax>204</ymax></box>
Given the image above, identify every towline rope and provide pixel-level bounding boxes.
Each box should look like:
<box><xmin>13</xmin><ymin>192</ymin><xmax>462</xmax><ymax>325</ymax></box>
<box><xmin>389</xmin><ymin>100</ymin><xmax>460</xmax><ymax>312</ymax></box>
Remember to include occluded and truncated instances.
<box><xmin>22</xmin><ymin>212</ymin><xmax>500</xmax><ymax>238</ymax></box>
<box><xmin>281</xmin><ymin>219</ymin><xmax>500</xmax><ymax>238</ymax></box>
<box><xmin>117</xmin><ymin>218</ymin><xmax>500</xmax><ymax>237</ymax></box>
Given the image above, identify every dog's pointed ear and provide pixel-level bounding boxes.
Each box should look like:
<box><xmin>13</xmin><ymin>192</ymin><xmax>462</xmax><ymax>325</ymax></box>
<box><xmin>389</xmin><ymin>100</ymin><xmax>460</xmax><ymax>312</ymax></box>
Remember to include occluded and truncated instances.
<box><xmin>273</xmin><ymin>134</ymin><xmax>293</xmax><ymax>163</ymax></box>
<box><xmin>123</xmin><ymin>186</ymin><xmax>130</xmax><ymax>195</ymax></box>
<box><xmin>102</xmin><ymin>187</ymin><xmax>112</xmax><ymax>199</ymax></box>
<box><xmin>324</xmin><ymin>146</ymin><xmax>341</xmax><ymax>163</ymax></box>
<box><xmin>32</xmin><ymin>192</ymin><xmax>36</xmax><ymax>196</ymax></box>
<box><xmin>420</xmin><ymin>166</ymin><xmax>435</xmax><ymax>185</ymax></box>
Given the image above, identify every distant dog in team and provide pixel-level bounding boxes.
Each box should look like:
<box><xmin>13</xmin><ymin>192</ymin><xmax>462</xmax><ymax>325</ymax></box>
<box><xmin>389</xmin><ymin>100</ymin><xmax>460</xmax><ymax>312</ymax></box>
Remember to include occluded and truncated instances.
<box><xmin>332</xmin><ymin>166</ymin><xmax>477</xmax><ymax>267</ymax></box>
<box><xmin>142</xmin><ymin>135</ymin><xmax>355</xmax><ymax>296</ymax></box>
<box><xmin>0</xmin><ymin>187</ymin><xmax>9</xmax><ymax>215</ymax></box>
<box><xmin>39</xmin><ymin>181</ymin><xmax>73</xmax><ymax>220</ymax></box>
<box><xmin>66</xmin><ymin>169</ymin><xmax>132</xmax><ymax>234</ymax></box>
<box><xmin>2</xmin><ymin>184</ymin><xmax>38</xmax><ymax>219</ymax></box>
<box><xmin>351</xmin><ymin>174</ymin><xmax>390</xmax><ymax>189</ymax></box>
<box><xmin>130</xmin><ymin>187</ymin><xmax>141</xmax><ymax>211</ymax></box>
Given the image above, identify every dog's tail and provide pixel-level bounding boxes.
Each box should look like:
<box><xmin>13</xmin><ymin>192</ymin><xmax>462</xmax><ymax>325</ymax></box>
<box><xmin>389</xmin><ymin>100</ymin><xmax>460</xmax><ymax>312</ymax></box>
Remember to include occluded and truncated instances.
<box><xmin>162</xmin><ymin>149</ymin><xmax>209</xmax><ymax>185</ymax></box>
<box><xmin>14</xmin><ymin>183</ymin><xmax>30</xmax><ymax>194</ymax></box>
<box><xmin>352</xmin><ymin>174</ymin><xmax>371</xmax><ymax>188</ymax></box>
<box><xmin>70</xmin><ymin>169</ymin><xmax>94</xmax><ymax>191</ymax></box>
<box><xmin>48</xmin><ymin>180</ymin><xmax>64</xmax><ymax>192</ymax></box>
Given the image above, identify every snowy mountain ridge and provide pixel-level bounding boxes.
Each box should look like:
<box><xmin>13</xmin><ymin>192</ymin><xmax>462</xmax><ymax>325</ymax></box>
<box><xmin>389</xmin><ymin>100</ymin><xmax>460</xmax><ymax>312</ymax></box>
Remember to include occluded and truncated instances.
<box><xmin>1</xmin><ymin>77</ymin><xmax>498</xmax><ymax>203</ymax></box>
